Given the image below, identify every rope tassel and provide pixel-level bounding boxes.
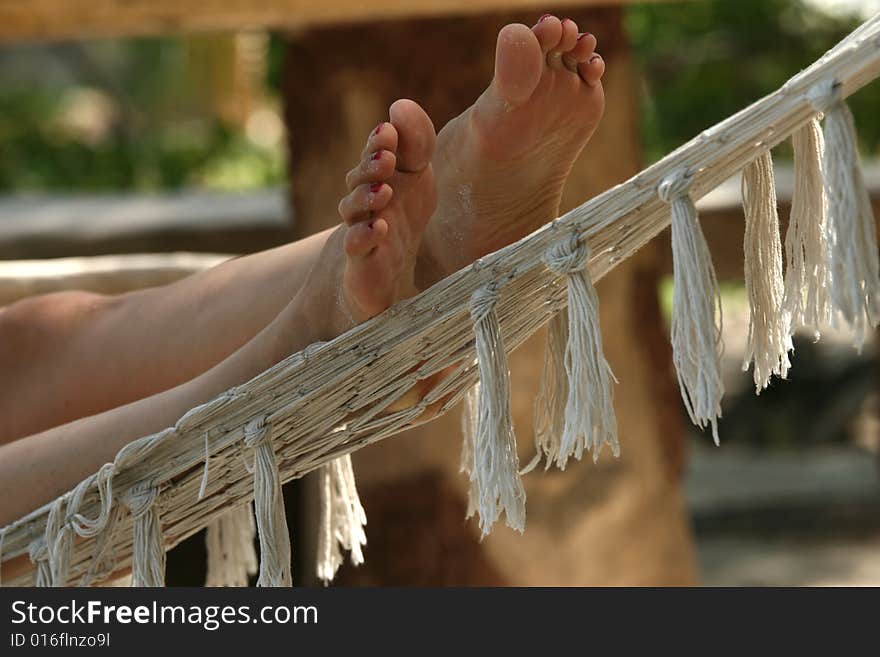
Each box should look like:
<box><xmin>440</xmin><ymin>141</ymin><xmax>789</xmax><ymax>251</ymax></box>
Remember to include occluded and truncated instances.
<box><xmin>124</xmin><ymin>484</ymin><xmax>165</xmax><ymax>587</ymax></box>
<box><xmin>316</xmin><ymin>454</ymin><xmax>367</xmax><ymax>584</ymax></box>
<box><xmin>817</xmin><ymin>85</ymin><xmax>880</xmax><ymax>348</ymax></box>
<box><xmin>460</xmin><ymin>383</ymin><xmax>480</xmax><ymax>519</ymax></box>
<box><xmin>469</xmin><ymin>284</ymin><xmax>526</xmax><ymax>537</ymax></box>
<box><xmin>29</xmin><ymin>538</ymin><xmax>51</xmax><ymax>587</ymax></box>
<box><xmin>659</xmin><ymin>170</ymin><xmax>724</xmax><ymax>444</ymax></box>
<box><xmin>784</xmin><ymin>118</ymin><xmax>832</xmax><ymax>338</ymax></box>
<box><xmin>742</xmin><ymin>151</ymin><xmax>791</xmax><ymax>392</ymax></box>
<box><xmin>531</xmin><ymin>235</ymin><xmax>617</xmax><ymax>470</ymax></box>
<box><xmin>527</xmin><ymin>312</ymin><xmax>567</xmax><ymax>473</ymax></box>
<box><xmin>45</xmin><ymin>498</ymin><xmax>73</xmax><ymax>587</ymax></box>
<box><xmin>205</xmin><ymin>503</ymin><xmax>258</xmax><ymax>587</ymax></box>
<box><xmin>244</xmin><ymin>417</ymin><xmax>292</xmax><ymax>587</ymax></box>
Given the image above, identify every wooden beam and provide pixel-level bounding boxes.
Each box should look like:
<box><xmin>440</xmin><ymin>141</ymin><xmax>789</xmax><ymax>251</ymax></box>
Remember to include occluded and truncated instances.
<box><xmin>282</xmin><ymin>6</ymin><xmax>697</xmax><ymax>587</ymax></box>
<box><xmin>0</xmin><ymin>0</ymin><xmax>660</xmax><ymax>43</ymax></box>
<box><xmin>0</xmin><ymin>252</ymin><xmax>230</xmax><ymax>307</ymax></box>
<box><xmin>0</xmin><ymin>189</ymin><xmax>291</xmax><ymax>259</ymax></box>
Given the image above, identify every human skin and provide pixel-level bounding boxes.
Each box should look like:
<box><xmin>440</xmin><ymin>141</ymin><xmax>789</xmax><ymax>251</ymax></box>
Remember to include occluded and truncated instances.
<box><xmin>0</xmin><ymin>14</ymin><xmax>606</xmax><ymax>537</ymax></box>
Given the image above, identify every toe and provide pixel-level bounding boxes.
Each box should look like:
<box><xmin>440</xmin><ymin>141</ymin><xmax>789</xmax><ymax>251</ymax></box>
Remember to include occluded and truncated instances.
<box><xmin>361</xmin><ymin>121</ymin><xmax>399</xmax><ymax>159</ymax></box>
<box><xmin>344</xmin><ymin>218</ymin><xmax>388</xmax><ymax>257</ymax></box>
<box><xmin>578</xmin><ymin>53</ymin><xmax>605</xmax><ymax>87</ymax></box>
<box><xmin>547</xmin><ymin>18</ymin><xmax>579</xmax><ymax>69</ymax></box>
<box><xmin>346</xmin><ymin>149</ymin><xmax>397</xmax><ymax>190</ymax></box>
<box><xmin>564</xmin><ymin>31</ymin><xmax>597</xmax><ymax>66</ymax></box>
<box><xmin>389</xmin><ymin>99</ymin><xmax>436</xmax><ymax>173</ymax></box>
<box><xmin>494</xmin><ymin>23</ymin><xmax>543</xmax><ymax>106</ymax></box>
<box><xmin>532</xmin><ymin>14</ymin><xmax>563</xmax><ymax>53</ymax></box>
<box><xmin>338</xmin><ymin>182</ymin><xmax>393</xmax><ymax>225</ymax></box>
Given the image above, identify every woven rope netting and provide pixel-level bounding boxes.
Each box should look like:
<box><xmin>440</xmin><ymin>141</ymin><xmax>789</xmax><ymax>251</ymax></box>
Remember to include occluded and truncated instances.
<box><xmin>2</xmin><ymin>14</ymin><xmax>880</xmax><ymax>586</ymax></box>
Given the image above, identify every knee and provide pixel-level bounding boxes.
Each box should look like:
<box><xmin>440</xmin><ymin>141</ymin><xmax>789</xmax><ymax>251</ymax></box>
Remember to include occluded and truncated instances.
<box><xmin>0</xmin><ymin>291</ymin><xmax>111</xmax><ymax>355</ymax></box>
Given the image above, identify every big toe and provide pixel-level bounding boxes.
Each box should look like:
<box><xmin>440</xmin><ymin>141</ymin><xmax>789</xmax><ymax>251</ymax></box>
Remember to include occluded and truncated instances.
<box><xmin>389</xmin><ymin>99</ymin><xmax>436</xmax><ymax>173</ymax></box>
<box><xmin>494</xmin><ymin>23</ymin><xmax>543</xmax><ymax>106</ymax></box>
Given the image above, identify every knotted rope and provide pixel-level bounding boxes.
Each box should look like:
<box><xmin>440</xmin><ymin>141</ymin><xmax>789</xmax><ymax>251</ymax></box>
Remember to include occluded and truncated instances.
<box><xmin>659</xmin><ymin>169</ymin><xmax>724</xmax><ymax>444</ymax></box>
<box><xmin>784</xmin><ymin>117</ymin><xmax>832</xmax><ymax>337</ymax></box>
<box><xmin>742</xmin><ymin>150</ymin><xmax>791</xmax><ymax>392</ymax></box>
<box><xmin>123</xmin><ymin>483</ymin><xmax>164</xmax><ymax>587</ymax></box>
<box><xmin>469</xmin><ymin>284</ymin><xmax>525</xmax><ymax>536</ymax></box>
<box><xmin>244</xmin><ymin>416</ymin><xmax>292</xmax><ymax>587</ymax></box>
<box><xmin>810</xmin><ymin>79</ymin><xmax>880</xmax><ymax>348</ymax></box>
<box><xmin>529</xmin><ymin>234</ymin><xmax>617</xmax><ymax>470</ymax></box>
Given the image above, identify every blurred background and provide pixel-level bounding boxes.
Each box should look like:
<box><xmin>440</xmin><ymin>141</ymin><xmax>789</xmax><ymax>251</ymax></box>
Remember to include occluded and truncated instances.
<box><xmin>1</xmin><ymin>0</ymin><xmax>879</xmax><ymax>585</ymax></box>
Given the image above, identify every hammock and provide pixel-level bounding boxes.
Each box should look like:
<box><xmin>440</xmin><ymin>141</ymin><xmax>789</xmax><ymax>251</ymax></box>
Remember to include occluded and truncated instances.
<box><xmin>2</xmin><ymin>14</ymin><xmax>879</xmax><ymax>587</ymax></box>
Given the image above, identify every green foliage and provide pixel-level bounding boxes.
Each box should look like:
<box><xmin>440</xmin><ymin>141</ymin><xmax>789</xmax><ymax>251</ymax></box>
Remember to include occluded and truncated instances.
<box><xmin>0</xmin><ymin>37</ymin><xmax>284</xmax><ymax>193</ymax></box>
<box><xmin>1</xmin><ymin>4</ymin><xmax>878</xmax><ymax>193</ymax></box>
<box><xmin>0</xmin><ymin>87</ymin><xmax>282</xmax><ymax>192</ymax></box>
<box><xmin>625</xmin><ymin>0</ymin><xmax>880</xmax><ymax>162</ymax></box>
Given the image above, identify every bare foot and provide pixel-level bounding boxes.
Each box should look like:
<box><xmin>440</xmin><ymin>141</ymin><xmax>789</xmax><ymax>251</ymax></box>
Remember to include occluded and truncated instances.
<box><xmin>304</xmin><ymin>99</ymin><xmax>438</xmax><ymax>338</ymax></box>
<box><xmin>418</xmin><ymin>15</ymin><xmax>606</xmax><ymax>286</ymax></box>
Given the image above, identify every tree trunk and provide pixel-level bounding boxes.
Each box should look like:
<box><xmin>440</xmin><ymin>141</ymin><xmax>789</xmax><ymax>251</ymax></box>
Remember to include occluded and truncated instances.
<box><xmin>282</xmin><ymin>6</ymin><xmax>698</xmax><ymax>586</ymax></box>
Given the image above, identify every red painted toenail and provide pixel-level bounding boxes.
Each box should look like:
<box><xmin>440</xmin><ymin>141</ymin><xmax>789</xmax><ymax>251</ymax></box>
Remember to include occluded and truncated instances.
<box><xmin>539</xmin><ymin>13</ymin><xmax>552</xmax><ymax>22</ymax></box>
<box><xmin>370</xmin><ymin>183</ymin><xmax>383</xmax><ymax>193</ymax></box>
<box><xmin>370</xmin><ymin>152</ymin><xmax>381</xmax><ymax>161</ymax></box>
<box><xmin>368</xmin><ymin>220</ymin><xmax>376</xmax><ymax>230</ymax></box>
<box><xmin>372</xmin><ymin>123</ymin><xmax>383</xmax><ymax>136</ymax></box>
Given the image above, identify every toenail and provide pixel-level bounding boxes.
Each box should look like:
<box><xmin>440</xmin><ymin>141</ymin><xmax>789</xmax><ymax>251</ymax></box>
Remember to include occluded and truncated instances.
<box><xmin>578</xmin><ymin>32</ymin><xmax>593</xmax><ymax>41</ymax></box>
<box><xmin>372</xmin><ymin>123</ymin><xmax>383</xmax><ymax>136</ymax></box>
<box><xmin>370</xmin><ymin>152</ymin><xmax>381</xmax><ymax>161</ymax></box>
<box><xmin>539</xmin><ymin>13</ymin><xmax>553</xmax><ymax>22</ymax></box>
<box><xmin>370</xmin><ymin>183</ymin><xmax>383</xmax><ymax>193</ymax></box>
<box><xmin>589</xmin><ymin>54</ymin><xmax>602</xmax><ymax>63</ymax></box>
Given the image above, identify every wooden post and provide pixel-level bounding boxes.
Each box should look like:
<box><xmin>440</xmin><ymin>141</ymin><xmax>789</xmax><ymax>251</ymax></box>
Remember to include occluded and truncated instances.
<box><xmin>183</xmin><ymin>33</ymin><xmax>268</xmax><ymax>129</ymax></box>
<box><xmin>281</xmin><ymin>6</ymin><xmax>696</xmax><ymax>585</ymax></box>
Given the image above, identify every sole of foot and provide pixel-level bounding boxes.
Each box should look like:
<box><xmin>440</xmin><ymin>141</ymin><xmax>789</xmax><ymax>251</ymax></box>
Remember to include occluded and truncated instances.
<box><xmin>418</xmin><ymin>14</ymin><xmax>606</xmax><ymax>287</ymax></box>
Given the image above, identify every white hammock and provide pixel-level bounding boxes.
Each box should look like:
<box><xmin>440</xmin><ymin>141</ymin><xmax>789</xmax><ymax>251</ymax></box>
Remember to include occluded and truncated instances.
<box><xmin>2</xmin><ymin>14</ymin><xmax>879</xmax><ymax>587</ymax></box>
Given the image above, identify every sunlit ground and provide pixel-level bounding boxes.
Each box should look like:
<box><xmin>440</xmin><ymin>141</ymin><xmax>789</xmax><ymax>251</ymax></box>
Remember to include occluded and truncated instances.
<box><xmin>667</xmin><ymin>283</ymin><xmax>880</xmax><ymax>585</ymax></box>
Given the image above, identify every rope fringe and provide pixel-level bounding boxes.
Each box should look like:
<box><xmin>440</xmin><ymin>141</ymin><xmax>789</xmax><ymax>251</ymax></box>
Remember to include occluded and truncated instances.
<box><xmin>29</xmin><ymin>538</ymin><xmax>51</xmax><ymax>587</ymax></box>
<box><xmin>784</xmin><ymin>118</ymin><xmax>832</xmax><ymax>338</ymax></box>
<box><xmin>742</xmin><ymin>151</ymin><xmax>792</xmax><ymax>392</ymax></box>
<box><xmin>244</xmin><ymin>416</ymin><xmax>292</xmax><ymax>587</ymax></box>
<box><xmin>69</xmin><ymin>463</ymin><xmax>116</xmax><ymax>538</ymax></box>
<box><xmin>469</xmin><ymin>284</ymin><xmax>526</xmax><ymax>536</ymax></box>
<box><xmin>821</xmin><ymin>92</ymin><xmax>880</xmax><ymax>348</ymax></box>
<box><xmin>528</xmin><ymin>311</ymin><xmax>568</xmax><ymax>473</ymax></box>
<box><xmin>39</xmin><ymin>463</ymin><xmax>119</xmax><ymax>587</ymax></box>
<box><xmin>460</xmin><ymin>382</ymin><xmax>480</xmax><ymax>518</ymax></box>
<box><xmin>45</xmin><ymin>498</ymin><xmax>73</xmax><ymax>587</ymax></box>
<box><xmin>7</xmin><ymin>22</ymin><xmax>880</xmax><ymax>582</ymax></box>
<box><xmin>124</xmin><ymin>484</ymin><xmax>165</xmax><ymax>587</ymax></box>
<box><xmin>316</xmin><ymin>454</ymin><xmax>367</xmax><ymax>584</ymax></box>
<box><xmin>79</xmin><ymin>504</ymin><xmax>124</xmax><ymax>586</ymax></box>
<box><xmin>532</xmin><ymin>235</ymin><xmax>617</xmax><ymax>469</ymax></box>
<box><xmin>659</xmin><ymin>171</ymin><xmax>724</xmax><ymax>444</ymax></box>
<box><xmin>205</xmin><ymin>503</ymin><xmax>258</xmax><ymax>587</ymax></box>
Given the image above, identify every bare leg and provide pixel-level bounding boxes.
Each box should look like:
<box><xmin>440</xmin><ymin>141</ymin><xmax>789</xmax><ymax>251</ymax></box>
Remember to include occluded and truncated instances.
<box><xmin>0</xmin><ymin>13</ymin><xmax>608</xmax><ymax>524</ymax></box>
<box><xmin>0</xmin><ymin>99</ymin><xmax>437</xmax><ymax>530</ymax></box>
<box><xmin>0</xmin><ymin>16</ymin><xmax>605</xmax><ymax>446</ymax></box>
<box><xmin>0</xmin><ymin>226</ymin><xmax>336</xmax><ymax>444</ymax></box>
